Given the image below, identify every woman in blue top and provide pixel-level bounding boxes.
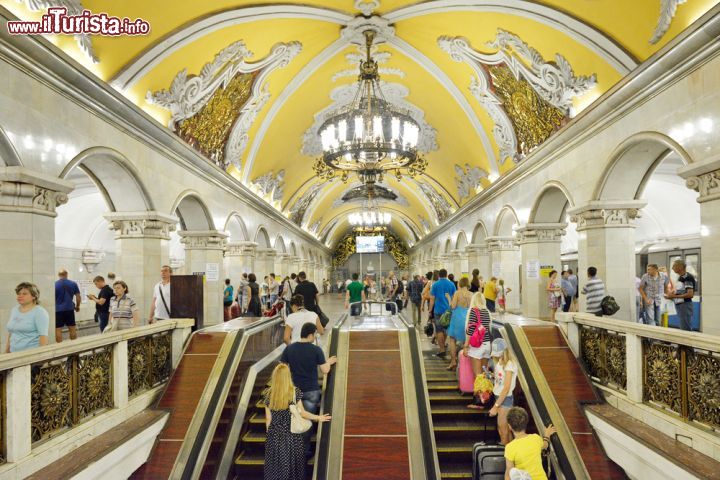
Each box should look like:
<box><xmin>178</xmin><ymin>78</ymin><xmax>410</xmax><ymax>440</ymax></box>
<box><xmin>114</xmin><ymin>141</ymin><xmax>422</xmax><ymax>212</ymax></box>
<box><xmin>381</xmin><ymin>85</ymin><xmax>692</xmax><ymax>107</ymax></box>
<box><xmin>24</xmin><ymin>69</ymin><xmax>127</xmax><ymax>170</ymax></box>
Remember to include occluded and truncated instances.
<box><xmin>223</xmin><ymin>278</ymin><xmax>234</xmax><ymax>321</ymax></box>
<box><xmin>5</xmin><ymin>282</ymin><xmax>49</xmax><ymax>353</ymax></box>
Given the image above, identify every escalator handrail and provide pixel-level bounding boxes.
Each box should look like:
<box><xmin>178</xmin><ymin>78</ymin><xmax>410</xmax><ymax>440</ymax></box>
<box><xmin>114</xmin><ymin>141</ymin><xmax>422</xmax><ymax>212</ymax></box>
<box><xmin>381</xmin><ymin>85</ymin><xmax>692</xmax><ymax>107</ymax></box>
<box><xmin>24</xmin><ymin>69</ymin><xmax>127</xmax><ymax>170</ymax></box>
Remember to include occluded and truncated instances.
<box><xmin>397</xmin><ymin>311</ymin><xmax>440</xmax><ymax>480</ymax></box>
<box><xmin>314</xmin><ymin>313</ymin><xmax>348</xmax><ymax>480</ymax></box>
<box><xmin>501</xmin><ymin>323</ymin><xmax>587</xmax><ymax>480</ymax></box>
<box><xmin>215</xmin><ymin>342</ymin><xmax>287</xmax><ymax>479</ymax></box>
<box><xmin>174</xmin><ymin>314</ymin><xmax>284</xmax><ymax>480</ymax></box>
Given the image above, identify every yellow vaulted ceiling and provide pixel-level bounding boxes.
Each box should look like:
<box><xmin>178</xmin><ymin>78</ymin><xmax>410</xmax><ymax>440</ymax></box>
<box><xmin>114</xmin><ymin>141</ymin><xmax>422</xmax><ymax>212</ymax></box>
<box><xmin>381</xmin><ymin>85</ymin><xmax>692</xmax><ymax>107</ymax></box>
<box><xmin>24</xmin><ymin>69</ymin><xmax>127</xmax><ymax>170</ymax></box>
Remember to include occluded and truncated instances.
<box><xmin>4</xmin><ymin>0</ymin><xmax>719</xmax><ymax>246</ymax></box>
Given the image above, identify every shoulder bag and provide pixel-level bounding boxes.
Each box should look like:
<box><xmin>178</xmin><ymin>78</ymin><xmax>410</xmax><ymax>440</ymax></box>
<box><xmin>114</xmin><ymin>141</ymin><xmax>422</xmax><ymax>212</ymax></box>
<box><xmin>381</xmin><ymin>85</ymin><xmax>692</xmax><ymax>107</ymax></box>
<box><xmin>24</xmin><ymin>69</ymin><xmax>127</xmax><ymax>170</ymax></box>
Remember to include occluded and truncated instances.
<box><xmin>289</xmin><ymin>394</ymin><xmax>312</xmax><ymax>434</ymax></box>
<box><xmin>157</xmin><ymin>283</ymin><xmax>170</xmax><ymax>317</ymax></box>
<box><xmin>438</xmin><ymin>310</ymin><xmax>452</xmax><ymax>328</ymax></box>
<box><xmin>468</xmin><ymin>308</ymin><xmax>486</xmax><ymax>348</ymax></box>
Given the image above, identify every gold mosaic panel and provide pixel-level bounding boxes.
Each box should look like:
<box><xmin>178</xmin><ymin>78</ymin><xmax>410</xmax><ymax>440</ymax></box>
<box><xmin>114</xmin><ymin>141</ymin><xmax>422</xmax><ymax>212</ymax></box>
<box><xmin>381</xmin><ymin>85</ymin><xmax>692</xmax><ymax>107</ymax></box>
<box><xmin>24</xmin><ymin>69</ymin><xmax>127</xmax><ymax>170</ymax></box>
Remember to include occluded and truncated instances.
<box><xmin>176</xmin><ymin>71</ymin><xmax>259</xmax><ymax>167</ymax></box>
<box><xmin>77</xmin><ymin>347</ymin><xmax>113</xmax><ymax>420</ymax></box>
<box><xmin>332</xmin><ymin>232</ymin><xmax>408</xmax><ymax>269</ymax></box>
<box><xmin>488</xmin><ymin>65</ymin><xmax>566</xmax><ymax>157</ymax></box>
<box><xmin>31</xmin><ymin>361</ymin><xmax>73</xmax><ymax>442</ymax></box>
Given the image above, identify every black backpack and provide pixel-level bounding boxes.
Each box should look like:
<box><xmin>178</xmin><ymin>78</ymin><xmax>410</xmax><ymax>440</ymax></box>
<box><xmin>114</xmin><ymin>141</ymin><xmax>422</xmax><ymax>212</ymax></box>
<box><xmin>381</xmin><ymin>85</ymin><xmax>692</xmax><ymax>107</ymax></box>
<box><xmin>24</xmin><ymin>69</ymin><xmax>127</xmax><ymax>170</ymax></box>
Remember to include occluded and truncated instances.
<box><xmin>601</xmin><ymin>295</ymin><xmax>620</xmax><ymax>316</ymax></box>
<box><xmin>396</xmin><ymin>280</ymin><xmax>404</xmax><ymax>296</ymax></box>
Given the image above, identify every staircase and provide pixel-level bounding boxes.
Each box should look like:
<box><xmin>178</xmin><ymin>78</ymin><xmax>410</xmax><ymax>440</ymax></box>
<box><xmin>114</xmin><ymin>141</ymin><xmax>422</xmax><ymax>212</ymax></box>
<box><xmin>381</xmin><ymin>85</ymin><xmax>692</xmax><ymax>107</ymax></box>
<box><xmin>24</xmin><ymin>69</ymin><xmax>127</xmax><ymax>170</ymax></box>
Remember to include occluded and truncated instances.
<box><xmin>424</xmin><ymin>352</ymin><xmax>498</xmax><ymax>479</ymax></box>
<box><xmin>233</xmin><ymin>375</ymin><xmax>314</xmax><ymax>479</ymax></box>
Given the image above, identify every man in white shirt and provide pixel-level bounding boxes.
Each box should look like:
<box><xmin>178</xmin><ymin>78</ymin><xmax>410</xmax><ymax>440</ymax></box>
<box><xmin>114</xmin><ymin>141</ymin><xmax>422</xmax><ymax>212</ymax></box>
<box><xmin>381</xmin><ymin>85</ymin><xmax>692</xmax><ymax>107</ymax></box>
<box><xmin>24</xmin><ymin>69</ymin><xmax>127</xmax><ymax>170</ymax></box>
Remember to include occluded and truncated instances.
<box><xmin>268</xmin><ymin>273</ymin><xmax>279</xmax><ymax>306</ymax></box>
<box><xmin>149</xmin><ymin>265</ymin><xmax>172</xmax><ymax>323</ymax></box>
<box><xmin>284</xmin><ymin>294</ymin><xmax>324</xmax><ymax>345</ymax></box>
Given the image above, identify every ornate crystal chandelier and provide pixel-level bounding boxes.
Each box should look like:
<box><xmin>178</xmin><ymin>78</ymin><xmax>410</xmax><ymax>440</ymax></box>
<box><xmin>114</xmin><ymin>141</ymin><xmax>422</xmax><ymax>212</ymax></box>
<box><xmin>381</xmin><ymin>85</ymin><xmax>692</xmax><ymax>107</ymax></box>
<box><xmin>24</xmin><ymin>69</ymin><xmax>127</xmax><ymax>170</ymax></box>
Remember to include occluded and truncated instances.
<box><xmin>348</xmin><ymin>210</ymin><xmax>391</xmax><ymax>228</ymax></box>
<box><xmin>314</xmin><ymin>30</ymin><xmax>428</xmax><ymax>183</ymax></box>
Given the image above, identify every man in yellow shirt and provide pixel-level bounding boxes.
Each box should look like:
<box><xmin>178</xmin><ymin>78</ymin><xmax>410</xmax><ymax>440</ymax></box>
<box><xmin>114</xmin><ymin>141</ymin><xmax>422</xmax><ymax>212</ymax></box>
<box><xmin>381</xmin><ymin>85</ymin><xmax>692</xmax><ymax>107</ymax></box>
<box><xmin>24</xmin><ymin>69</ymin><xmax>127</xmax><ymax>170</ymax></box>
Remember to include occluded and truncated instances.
<box><xmin>483</xmin><ymin>277</ymin><xmax>498</xmax><ymax>312</ymax></box>
<box><xmin>504</xmin><ymin>407</ymin><xmax>556</xmax><ymax>480</ymax></box>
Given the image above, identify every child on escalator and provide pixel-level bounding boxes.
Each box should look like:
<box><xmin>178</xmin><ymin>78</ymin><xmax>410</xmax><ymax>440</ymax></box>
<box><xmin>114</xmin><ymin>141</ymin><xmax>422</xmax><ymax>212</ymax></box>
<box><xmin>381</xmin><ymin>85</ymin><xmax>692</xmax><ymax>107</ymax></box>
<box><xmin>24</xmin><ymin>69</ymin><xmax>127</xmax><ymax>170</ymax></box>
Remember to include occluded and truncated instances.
<box><xmin>504</xmin><ymin>406</ymin><xmax>557</xmax><ymax>480</ymax></box>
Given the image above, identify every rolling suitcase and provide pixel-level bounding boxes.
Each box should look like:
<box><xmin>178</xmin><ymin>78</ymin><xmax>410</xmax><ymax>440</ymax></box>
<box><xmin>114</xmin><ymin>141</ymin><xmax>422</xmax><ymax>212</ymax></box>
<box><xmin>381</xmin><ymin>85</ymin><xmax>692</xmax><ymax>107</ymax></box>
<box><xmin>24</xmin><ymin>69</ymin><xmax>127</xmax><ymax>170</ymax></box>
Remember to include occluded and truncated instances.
<box><xmin>458</xmin><ymin>351</ymin><xmax>475</xmax><ymax>393</ymax></box>
<box><xmin>472</xmin><ymin>443</ymin><xmax>505</xmax><ymax>480</ymax></box>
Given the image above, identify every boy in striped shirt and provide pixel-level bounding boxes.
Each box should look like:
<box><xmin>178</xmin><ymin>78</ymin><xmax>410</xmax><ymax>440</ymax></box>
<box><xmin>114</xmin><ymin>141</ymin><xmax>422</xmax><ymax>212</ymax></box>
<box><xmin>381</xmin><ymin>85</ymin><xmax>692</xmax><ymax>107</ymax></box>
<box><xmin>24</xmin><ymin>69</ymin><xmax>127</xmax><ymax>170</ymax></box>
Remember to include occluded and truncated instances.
<box><xmin>582</xmin><ymin>267</ymin><xmax>606</xmax><ymax>316</ymax></box>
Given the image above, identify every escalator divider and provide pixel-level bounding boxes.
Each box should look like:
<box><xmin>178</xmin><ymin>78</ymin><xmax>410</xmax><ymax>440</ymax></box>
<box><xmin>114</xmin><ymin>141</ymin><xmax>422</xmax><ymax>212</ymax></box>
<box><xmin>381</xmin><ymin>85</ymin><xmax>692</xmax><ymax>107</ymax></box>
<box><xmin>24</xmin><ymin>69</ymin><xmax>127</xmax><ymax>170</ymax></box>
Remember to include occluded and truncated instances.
<box><xmin>502</xmin><ymin>324</ymin><xmax>582</xmax><ymax>480</ymax></box>
<box><xmin>314</xmin><ymin>313</ymin><xmax>347</xmax><ymax>480</ymax></box>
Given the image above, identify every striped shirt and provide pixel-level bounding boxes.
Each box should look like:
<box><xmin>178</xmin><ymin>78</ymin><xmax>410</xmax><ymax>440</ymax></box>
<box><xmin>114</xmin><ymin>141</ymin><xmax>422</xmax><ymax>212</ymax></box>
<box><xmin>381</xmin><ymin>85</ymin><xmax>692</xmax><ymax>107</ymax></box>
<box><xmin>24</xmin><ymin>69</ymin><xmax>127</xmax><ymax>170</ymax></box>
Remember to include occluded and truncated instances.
<box><xmin>582</xmin><ymin>278</ymin><xmax>606</xmax><ymax>314</ymax></box>
<box><xmin>110</xmin><ymin>295</ymin><xmax>138</xmax><ymax>330</ymax></box>
<box><xmin>465</xmin><ymin>307</ymin><xmax>491</xmax><ymax>344</ymax></box>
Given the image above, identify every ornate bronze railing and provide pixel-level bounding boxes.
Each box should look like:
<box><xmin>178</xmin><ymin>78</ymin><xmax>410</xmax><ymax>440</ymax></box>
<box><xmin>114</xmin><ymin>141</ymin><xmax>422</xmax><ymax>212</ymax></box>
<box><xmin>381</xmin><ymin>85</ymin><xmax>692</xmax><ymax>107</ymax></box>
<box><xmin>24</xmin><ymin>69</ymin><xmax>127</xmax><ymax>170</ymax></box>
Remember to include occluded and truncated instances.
<box><xmin>643</xmin><ymin>339</ymin><xmax>720</xmax><ymax>429</ymax></box>
<box><xmin>0</xmin><ymin>371</ymin><xmax>5</xmax><ymax>465</ymax></box>
<box><xmin>0</xmin><ymin>319</ymin><xmax>192</xmax><ymax>458</ymax></box>
<box><xmin>580</xmin><ymin>325</ymin><xmax>627</xmax><ymax>392</ymax></box>
<box><xmin>128</xmin><ymin>331</ymin><xmax>172</xmax><ymax>398</ymax></box>
<box><xmin>30</xmin><ymin>345</ymin><xmax>114</xmax><ymax>443</ymax></box>
<box><xmin>561</xmin><ymin>313</ymin><xmax>720</xmax><ymax>434</ymax></box>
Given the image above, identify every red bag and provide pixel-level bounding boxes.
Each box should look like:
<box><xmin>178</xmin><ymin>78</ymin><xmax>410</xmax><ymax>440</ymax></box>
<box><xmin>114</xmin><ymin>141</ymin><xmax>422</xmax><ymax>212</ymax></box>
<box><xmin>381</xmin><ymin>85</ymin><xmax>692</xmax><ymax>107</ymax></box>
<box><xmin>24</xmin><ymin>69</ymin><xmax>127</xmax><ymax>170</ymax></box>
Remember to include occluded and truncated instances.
<box><xmin>468</xmin><ymin>307</ymin><xmax>486</xmax><ymax>348</ymax></box>
<box><xmin>458</xmin><ymin>351</ymin><xmax>474</xmax><ymax>393</ymax></box>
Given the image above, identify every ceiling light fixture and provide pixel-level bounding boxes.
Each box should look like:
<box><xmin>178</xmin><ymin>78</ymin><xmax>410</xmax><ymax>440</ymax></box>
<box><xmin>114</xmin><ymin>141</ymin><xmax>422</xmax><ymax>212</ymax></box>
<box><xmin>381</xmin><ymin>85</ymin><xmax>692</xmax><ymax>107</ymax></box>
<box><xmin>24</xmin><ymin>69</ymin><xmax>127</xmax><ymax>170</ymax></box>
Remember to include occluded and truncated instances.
<box><xmin>314</xmin><ymin>30</ymin><xmax>427</xmax><ymax>184</ymax></box>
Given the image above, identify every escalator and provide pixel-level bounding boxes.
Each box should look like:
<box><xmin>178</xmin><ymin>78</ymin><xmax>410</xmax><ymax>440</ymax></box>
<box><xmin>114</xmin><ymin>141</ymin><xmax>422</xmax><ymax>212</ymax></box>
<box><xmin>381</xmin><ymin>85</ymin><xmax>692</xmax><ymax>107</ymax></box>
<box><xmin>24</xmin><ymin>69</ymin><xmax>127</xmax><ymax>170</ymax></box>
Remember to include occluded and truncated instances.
<box><xmin>423</xmin><ymin>352</ymin><xmax>497</xmax><ymax>479</ymax></box>
<box><xmin>131</xmin><ymin>315</ymin><xmax>284</xmax><ymax>480</ymax></box>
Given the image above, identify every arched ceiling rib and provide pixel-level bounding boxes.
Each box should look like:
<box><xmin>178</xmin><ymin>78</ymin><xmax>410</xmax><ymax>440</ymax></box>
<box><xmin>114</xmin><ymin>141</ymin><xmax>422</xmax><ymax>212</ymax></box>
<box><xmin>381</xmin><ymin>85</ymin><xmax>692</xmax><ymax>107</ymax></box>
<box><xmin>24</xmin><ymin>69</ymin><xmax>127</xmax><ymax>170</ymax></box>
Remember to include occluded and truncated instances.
<box><xmin>7</xmin><ymin>0</ymin><xmax>718</xmax><ymax>247</ymax></box>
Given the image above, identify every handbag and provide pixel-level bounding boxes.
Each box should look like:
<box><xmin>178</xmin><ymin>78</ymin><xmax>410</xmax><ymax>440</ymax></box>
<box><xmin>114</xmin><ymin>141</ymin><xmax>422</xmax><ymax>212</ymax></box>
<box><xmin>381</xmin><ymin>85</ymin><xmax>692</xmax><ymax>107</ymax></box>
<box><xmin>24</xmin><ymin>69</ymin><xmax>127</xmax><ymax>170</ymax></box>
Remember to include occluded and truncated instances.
<box><xmin>424</xmin><ymin>321</ymin><xmax>434</xmax><ymax>337</ymax></box>
<box><xmin>317</xmin><ymin>307</ymin><xmax>330</xmax><ymax>328</ymax></box>
<box><xmin>469</xmin><ymin>324</ymin><xmax>486</xmax><ymax>349</ymax></box>
<box><xmin>438</xmin><ymin>310</ymin><xmax>452</xmax><ymax>328</ymax></box>
<box><xmin>289</xmin><ymin>398</ymin><xmax>312</xmax><ymax>434</ymax></box>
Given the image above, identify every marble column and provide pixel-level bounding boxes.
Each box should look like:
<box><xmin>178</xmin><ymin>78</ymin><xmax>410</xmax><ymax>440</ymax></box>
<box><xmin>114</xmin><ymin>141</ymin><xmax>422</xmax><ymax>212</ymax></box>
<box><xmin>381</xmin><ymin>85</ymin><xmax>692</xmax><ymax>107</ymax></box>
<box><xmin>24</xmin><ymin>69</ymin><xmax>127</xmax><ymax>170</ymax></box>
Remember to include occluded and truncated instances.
<box><xmin>225</xmin><ymin>241</ymin><xmax>257</xmax><ymax>285</ymax></box>
<box><xmin>466</xmin><ymin>243</ymin><xmax>491</xmax><ymax>279</ymax></box>
<box><xmin>450</xmin><ymin>249</ymin><xmax>466</xmax><ymax>278</ymax></box>
<box><xmin>179</xmin><ymin>230</ymin><xmax>228</xmax><ymax>326</ymax></box>
<box><xmin>255</xmin><ymin>248</ymin><xmax>277</xmax><ymax>279</ymax></box>
<box><xmin>437</xmin><ymin>254</ymin><xmax>450</xmax><ymax>272</ymax></box>
<box><xmin>104</xmin><ymin>211</ymin><xmax>177</xmax><ymax>322</ymax></box>
<box><xmin>274</xmin><ymin>253</ymin><xmax>289</xmax><ymax>278</ymax></box>
<box><xmin>680</xmin><ymin>156</ymin><xmax>720</xmax><ymax>334</ymax></box>
<box><xmin>516</xmin><ymin>223</ymin><xmax>566</xmax><ymax>319</ymax></box>
<box><xmin>485</xmin><ymin>236</ymin><xmax>521</xmax><ymax>311</ymax></box>
<box><xmin>568</xmin><ymin>201</ymin><xmax>645</xmax><ymax>322</ymax></box>
<box><xmin>0</xmin><ymin>167</ymin><xmax>73</xmax><ymax>350</ymax></box>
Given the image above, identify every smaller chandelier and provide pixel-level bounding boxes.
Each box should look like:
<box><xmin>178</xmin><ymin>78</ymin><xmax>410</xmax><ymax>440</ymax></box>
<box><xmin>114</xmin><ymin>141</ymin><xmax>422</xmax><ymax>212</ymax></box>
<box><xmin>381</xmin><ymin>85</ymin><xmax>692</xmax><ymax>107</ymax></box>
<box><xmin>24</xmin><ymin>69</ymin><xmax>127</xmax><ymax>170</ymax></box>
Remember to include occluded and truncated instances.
<box><xmin>314</xmin><ymin>30</ymin><xmax>428</xmax><ymax>183</ymax></box>
<box><xmin>348</xmin><ymin>210</ymin><xmax>391</xmax><ymax>227</ymax></box>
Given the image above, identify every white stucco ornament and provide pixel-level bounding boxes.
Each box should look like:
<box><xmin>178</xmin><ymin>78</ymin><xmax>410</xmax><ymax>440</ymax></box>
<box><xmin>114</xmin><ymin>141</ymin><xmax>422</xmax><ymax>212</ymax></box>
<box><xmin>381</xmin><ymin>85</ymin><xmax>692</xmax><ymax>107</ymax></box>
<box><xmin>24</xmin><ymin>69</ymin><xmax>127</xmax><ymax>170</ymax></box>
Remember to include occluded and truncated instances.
<box><xmin>439</xmin><ymin>30</ymin><xmax>597</xmax><ymax>164</ymax></box>
<box><xmin>650</xmin><ymin>0</ymin><xmax>688</xmax><ymax>44</ymax></box>
<box><xmin>354</xmin><ymin>0</ymin><xmax>380</xmax><ymax>17</ymax></box>
<box><xmin>17</xmin><ymin>0</ymin><xmax>98</xmax><ymax>62</ymax></box>
<box><xmin>148</xmin><ymin>40</ymin><xmax>302</xmax><ymax>169</ymax></box>
<box><xmin>454</xmin><ymin>163</ymin><xmax>488</xmax><ymax>199</ymax></box>
<box><xmin>251</xmin><ymin>170</ymin><xmax>285</xmax><ymax>203</ymax></box>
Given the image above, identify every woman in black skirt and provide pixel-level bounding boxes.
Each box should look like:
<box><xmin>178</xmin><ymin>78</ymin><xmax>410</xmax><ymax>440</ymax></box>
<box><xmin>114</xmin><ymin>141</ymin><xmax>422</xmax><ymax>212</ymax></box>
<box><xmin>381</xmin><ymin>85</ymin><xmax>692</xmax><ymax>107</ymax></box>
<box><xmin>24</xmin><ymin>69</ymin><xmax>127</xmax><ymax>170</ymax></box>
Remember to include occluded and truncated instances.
<box><xmin>245</xmin><ymin>273</ymin><xmax>262</xmax><ymax>317</ymax></box>
<box><xmin>263</xmin><ymin>363</ymin><xmax>330</xmax><ymax>480</ymax></box>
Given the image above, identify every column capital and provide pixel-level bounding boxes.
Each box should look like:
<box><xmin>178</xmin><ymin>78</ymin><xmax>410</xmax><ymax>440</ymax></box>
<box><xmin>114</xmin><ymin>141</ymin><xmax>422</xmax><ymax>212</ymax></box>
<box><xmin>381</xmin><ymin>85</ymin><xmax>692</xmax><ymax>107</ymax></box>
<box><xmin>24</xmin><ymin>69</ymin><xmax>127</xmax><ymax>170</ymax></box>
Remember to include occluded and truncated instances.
<box><xmin>255</xmin><ymin>247</ymin><xmax>277</xmax><ymax>259</ymax></box>
<box><xmin>485</xmin><ymin>236</ymin><xmax>518</xmax><ymax>251</ymax></box>
<box><xmin>567</xmin><ymin>200</ymin><xmax>646</xmax><ymax>231</ymax></box>
<box><xmin>465</xmin><ymin>243</ymin><xmax>488</xmax><ymax>255</ymax></box>
<box><xmin>450</xmin><ymin>249</ymin><xmax>466</xmax><ymax>259</ymax></box>
<box><xmin>679</xmin><ymin>155</ymin><xmax>720</xmax><ymax>203</ymax></box>
<box><xmin>178</xmin><ymin>230</ymin><xmax>228</xmax><ymax>250</ymax></box>
<box><xmin>515</xmin><ymin>223</ymin><xmax>567</xmax><ymax>244</ymax></box>
<box><xmin>225</xmin><ymin>241</ymin><xmax>258</xmax><ymax>256</ymax></box>
<box><xmin>0</xmin><ymin>166</ymin><xmax>73</xmax><ymax>217</ymax></box>
<box><xmin>103</xmin><ymin>211</ymin><xmax>178</xmax><ymax>239</ymax></box>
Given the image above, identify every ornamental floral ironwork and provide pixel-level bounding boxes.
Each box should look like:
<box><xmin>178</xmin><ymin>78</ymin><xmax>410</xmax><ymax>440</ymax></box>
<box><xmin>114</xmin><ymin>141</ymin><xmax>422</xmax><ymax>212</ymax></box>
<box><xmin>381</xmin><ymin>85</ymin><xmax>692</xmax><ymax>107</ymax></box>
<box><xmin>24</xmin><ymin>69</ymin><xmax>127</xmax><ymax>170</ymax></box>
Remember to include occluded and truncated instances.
<box><xmin>686</xmin><ymin>349</ymin><xmax>720</xmax><ymax>429</ymax></box>
<box><xmin>77</xmin><ymin>347</ymin><xmax>113</xmax><ymax>420</ymax></box>
<box><xmin>129</xmin><ymin>332</ymin><xmax>173</xmax><ymax>398</ymax></box>
<box><xmin>643</xmin><ymin>339</ymin><xmax>683</xmax><ymax>416</ymax></box>
<box><xmin>31</xmin><ymin>361</ymin><xmax>73</xmax><ymax>443</ymax></box>
<box><xmin>579</xmin><ymin>325</ymin><xmax>626</xmax><ymax>391</ymax></box>
<box><xmin>332</xmin><ymin>231</ymin><xmax>408</xmax><ymax>269</ymax></box>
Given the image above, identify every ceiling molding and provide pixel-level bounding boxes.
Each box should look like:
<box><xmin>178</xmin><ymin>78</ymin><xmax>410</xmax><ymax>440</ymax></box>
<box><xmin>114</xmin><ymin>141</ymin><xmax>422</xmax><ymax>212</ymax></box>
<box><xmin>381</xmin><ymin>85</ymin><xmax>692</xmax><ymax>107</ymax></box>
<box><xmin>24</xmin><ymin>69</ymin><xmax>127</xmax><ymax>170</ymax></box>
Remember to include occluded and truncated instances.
<box><xmin>242</xmin><ymin>38</ymin><xmax>348</xmax><ymax>182</ymax></box>
<box><xmin>384</xmin><ymin>0</ymin><xmax>638</xmax><ymax>74</ymax></box>
<box><xmin>387</xmin><ymin>36</ymin><xmax>499</xmax><ymax>176</ymax></box>
<box><xmin>110</xmin><ymin>5</ymin><xmax>352</xmax><ymax>91</ymax></box>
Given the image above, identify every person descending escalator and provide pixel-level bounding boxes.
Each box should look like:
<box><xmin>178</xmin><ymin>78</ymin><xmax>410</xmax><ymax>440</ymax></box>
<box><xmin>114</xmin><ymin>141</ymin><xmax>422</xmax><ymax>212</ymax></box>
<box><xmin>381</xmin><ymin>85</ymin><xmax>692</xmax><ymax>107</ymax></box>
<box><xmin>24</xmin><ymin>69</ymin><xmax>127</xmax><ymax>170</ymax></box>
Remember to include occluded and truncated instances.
<box><xmin>262</xmin><ymin>363</ymin><xmax>331</xmax><ymax>480</ymax></box>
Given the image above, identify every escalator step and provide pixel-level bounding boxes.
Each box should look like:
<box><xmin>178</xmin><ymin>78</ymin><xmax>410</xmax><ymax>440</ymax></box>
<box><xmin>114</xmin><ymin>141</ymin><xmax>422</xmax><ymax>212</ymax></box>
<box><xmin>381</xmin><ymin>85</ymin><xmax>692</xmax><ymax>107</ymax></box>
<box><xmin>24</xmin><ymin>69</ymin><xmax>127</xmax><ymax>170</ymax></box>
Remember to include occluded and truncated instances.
<box><xmin>235</xmin><ymin>450</ymin><xmax>315</xmax><ymax>466</ymax></box>
<box><xmin>242</xmin><ymin>430</ymin><xmax>316</xmax><ymax>444</ymax></box>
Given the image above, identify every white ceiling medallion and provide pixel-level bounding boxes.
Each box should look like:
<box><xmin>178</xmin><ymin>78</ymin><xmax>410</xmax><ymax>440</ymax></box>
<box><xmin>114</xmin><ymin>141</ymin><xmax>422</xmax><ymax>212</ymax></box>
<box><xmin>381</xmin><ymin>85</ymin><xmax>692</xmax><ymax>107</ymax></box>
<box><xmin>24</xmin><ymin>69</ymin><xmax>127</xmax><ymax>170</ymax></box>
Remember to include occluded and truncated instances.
<box><xmin>147</xmin><ymin>40</ymin><xmax>302</xmax><ymax>169</ymax></box>
<box><xmin>332</xmin><ymin>45</ymin><xmax>405</xmax><ymax>81</ymax></box>
<box><xmin>251</xmin><ymin>169</ymin><xmax>285</xmax><ymax>205</ymax></box>
<box><xmin>650</xmin><ymin>0</ymin><xmax>688</xmax><ymax>44</ymax></box>
<box><xmin>454</xmin><ymin>163</ymin><xmax>488</xmax><ymax>200</ymax></box>
<box><xmin>439</xmin><ymin>30</ymin><xmax>597</xmax><ymax>164</ymax></box>
<box><xmin>17</xmin><ymin>0</ymin><xmax>98</xmax><ymax>62</ymax></box>
<box><xmin>354</xmin><ymin>0</ymin><xmax>381</xmax><ymax>18</ymax></box>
